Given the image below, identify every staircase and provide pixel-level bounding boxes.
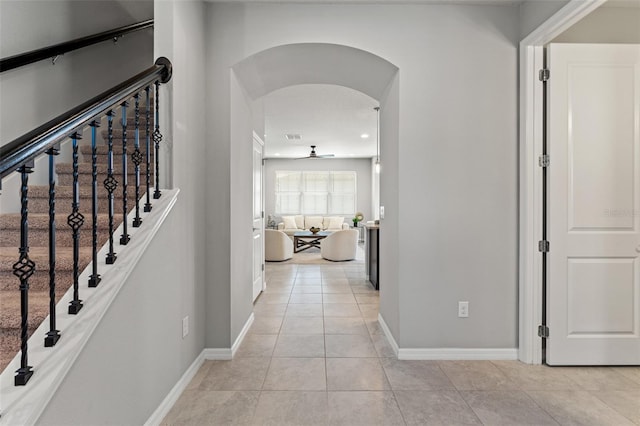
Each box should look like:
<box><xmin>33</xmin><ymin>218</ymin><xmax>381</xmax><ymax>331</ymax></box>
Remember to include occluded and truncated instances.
<box><xmin>0</xmin><ymin>109</ymin><xmax>153</xmax><ymax>373</ymax></box>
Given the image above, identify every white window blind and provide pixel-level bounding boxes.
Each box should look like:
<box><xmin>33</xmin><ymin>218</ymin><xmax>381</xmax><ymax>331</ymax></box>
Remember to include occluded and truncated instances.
<box><xmin>275</xmin><ymin>170</ymin><xmax>356</xmax><ymax>215</ymax></box>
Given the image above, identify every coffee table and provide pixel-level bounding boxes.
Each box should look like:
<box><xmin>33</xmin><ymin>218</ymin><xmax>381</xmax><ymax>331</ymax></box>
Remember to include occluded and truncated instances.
<box><xmin>293</xmin><ymin>231</ymin><xmax>330</xmax><ymax>253</ymax></box>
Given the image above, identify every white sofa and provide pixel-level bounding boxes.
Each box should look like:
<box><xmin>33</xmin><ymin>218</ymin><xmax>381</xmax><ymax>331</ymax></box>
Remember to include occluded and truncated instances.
<box><xmin>265</xmin><ymin>229</ymin><xmax>293</xmax><ymax>261</ymax></box>
<box><xmin>321</xmin><ymin>229</ymin><xmax>359</xmax><ymax>261</ymax></box>
<box><xmin>277</xmin><ymin>215</ymin><xmax>350</xmax><ymax>236</ymax></box>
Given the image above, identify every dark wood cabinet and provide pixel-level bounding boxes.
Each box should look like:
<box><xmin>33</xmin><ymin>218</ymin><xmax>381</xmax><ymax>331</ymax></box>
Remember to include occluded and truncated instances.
<box><xmin>365</xmin><ymin>225</ymin><xmax>379</xmax><ymax>290</ymax></box>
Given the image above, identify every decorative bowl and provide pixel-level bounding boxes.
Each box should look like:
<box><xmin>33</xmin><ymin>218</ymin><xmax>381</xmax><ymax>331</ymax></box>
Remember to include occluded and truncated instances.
<box><xmin>309</xmin><ymin>227</ymin><xmax>320</xmax><ymax>234</ymax></box>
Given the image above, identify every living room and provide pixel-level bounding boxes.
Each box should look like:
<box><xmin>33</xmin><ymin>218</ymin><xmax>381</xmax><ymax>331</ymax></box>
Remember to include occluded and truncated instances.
<box><xmin>260</xmin><ymin>84</ymin><xmax>380</xmax><ymax>265</ymax></box>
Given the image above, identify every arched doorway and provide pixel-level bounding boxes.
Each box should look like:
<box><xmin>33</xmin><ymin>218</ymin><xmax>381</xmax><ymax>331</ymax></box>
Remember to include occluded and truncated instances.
<box><xmin>228</xmin><ymin>43</ymin><xmax>401</xmax><ymax>346</ymax></box>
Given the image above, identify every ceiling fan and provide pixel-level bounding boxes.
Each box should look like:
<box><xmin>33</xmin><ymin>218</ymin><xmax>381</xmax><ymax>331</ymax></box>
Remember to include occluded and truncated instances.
<box><xmin>296</xmin><ymin>145</ymin><xmax>335</xmax><ymax>159</ymax></box>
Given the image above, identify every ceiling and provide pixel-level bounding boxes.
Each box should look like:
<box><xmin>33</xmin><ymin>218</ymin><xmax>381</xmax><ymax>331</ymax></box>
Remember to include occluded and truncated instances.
<box><xmin>263</xmin><ymin>84</ymin><xmax>379</xmax><ymax>159</ymax></box>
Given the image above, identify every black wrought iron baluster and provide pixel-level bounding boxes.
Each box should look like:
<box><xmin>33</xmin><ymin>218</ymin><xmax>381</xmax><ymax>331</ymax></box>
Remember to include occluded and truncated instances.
<box><xmin>68</xmin><ymin>132</ymin><xmax>84</xmax><ymax>315</ymax></box>
<box><xmin>153</xmin><ymin>81</ymin><xmax>163</xmax><ymax>199</ymax></box>
<box><xmin>45</xmin><ymin>145</ymin><xmax>61</xmax><ymax>347</ymax></box>
<box><xmin>104</xmin><ymin>111</ymin><xmax>117</xmax><ymax>264</ymax></box>
<box><xmin>132</xmin><ymin>93</ymin><xmax>143</xmax><ymax>227</ymax></box>
<box><xmin>14</xmin><ymin>160</ymin><xmax>35</xmax><ymax>386</ymax></box>
<box><xmin>120</xmin><ymin>102</ymin><xmax>130</xmax><ymax>245</ymax></box>
<box><xmin>144</xmin><ymin>86</ymin><xmax>152</xmax><ymax>212</ymax></box>
<box><xmin>88</xmin><ymin>121</ymin><xmax>101</xmax><ymax>287</ymax></box>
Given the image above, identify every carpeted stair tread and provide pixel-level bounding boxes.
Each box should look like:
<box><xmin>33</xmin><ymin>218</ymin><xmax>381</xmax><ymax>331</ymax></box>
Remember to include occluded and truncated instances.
<box><xmin>0</xmin><ymin>270</ymin><xmax>73</xmax><ymax>292</ymax></box>
<box><xmin>0</xmin><ymin>213</ymin><xmax>111</xmax><ymax>230</ymax></box>
<box><xmin>0</xmin><ymin>213</ymin><xmax>112</xmax><ymax>247</ymax></box>
<box><xmin>0</xmin><ymin>246</ymin><xmax>93</xmax><ymax>271</ymax></box>
<box><xmin>56</xmin><ymin>162</ymin><xmax>148</xmax><ymax>176</ymax></box>
<box><xmin>101</xmin><ymin>128</ymin><xmax>157</xmax><ymax>140</ymax></box>
<box><xmin>80</xmin><ymin>144</ymin><xmax>154</xmax><ymax>157</ymax></box>
<box><xmin>0</xmin><ymin>331</ymin><xmax>26</xmax><ymax>374</ymax></box>
<box><xmin>0</xmin><ymin>291</ymin><xmax>55</xmax><ymax>329</ymax></box>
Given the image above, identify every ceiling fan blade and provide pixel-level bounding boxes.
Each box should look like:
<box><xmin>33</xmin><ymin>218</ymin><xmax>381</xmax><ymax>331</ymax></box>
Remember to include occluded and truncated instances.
<box><xmin>295</xmin><ymin>145</ymin><xmax>335</xmax><ymax>159</ymax></box>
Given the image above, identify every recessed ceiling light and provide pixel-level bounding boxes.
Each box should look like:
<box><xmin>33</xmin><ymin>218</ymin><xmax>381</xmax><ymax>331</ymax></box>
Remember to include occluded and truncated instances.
<box><xmin>349</xmin><ymin>153</ymin><xmax>355</xmax><ymax>156</ymax></box>
<box><xmin>360</xmin><ymin>133</ymin><xmax>369</xmax><ymax>139</ymax></box>
<box><xmin>274</xmin><ymin>153</ymin><xmax>281</xmax><ymax>156</ymax></box>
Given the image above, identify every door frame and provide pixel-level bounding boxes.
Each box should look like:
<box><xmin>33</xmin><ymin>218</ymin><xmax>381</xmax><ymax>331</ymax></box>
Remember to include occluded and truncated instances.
<box><xmin>518</xmin><ymin>0</ymin><xmax>607</xmax><ymax>364</ymax></box>
<box><xmin>252</xmin><ymin>131</ymin><xmax>266</xmax><ymax>300</ymax></box>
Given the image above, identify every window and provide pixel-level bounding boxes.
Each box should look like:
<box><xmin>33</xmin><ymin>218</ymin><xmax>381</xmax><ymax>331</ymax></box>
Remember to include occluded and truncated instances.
<box><xmin>275</xmin><ymin>171</ymin><xmax>356</xmax><ymax>215</ymax></box>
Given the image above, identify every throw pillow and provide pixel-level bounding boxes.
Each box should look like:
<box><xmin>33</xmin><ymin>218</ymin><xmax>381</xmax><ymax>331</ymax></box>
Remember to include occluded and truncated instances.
<box><xmin>305</xmin><ymin>216</ymin><xmax>324</xmax><ymax>230</ymax></box>
<box><xmin>328</xmin><ymin>216</ymin><xmax>344</xmax><ymax>230</ymax></box>
<box><xmin>283</xmin><ymin>216</ymin><xmax>298</xmax><ymax>229</ymax></box>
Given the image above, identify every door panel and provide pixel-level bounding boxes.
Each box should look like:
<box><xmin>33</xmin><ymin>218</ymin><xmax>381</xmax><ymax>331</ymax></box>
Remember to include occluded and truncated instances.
<box><xmin>252</xmin><ymin>135</ymin><xmax>265</xmax><ymax>302</ymax></box>
<box><xmin>547</xmin><ymin>43</ymin><xmax>640</xmax><ymax>365</ymax></box>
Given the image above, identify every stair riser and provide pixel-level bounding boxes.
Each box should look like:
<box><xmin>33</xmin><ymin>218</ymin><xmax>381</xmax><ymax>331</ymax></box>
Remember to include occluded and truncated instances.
<box><xmin>80</xmin><ymin>146</ymin><xmax>154</xmax><ymax>157</ymax></box>
<box><xmin>1</xmin><ymin>228</ymin><xmax>111</xmax><ymax>248</ymax></box>
<box><xmin>0</xmin><ymin>271</ymin><xmax>74</xmax><ymax>291</ymax></box>
<box><xmin>57</xmin><ymin>162</ymin><xmax>150</xmax><ymax>177</ymax></box>
<box><xmin>101</xmin><ymin>129</ymin><xmax>158</xmax><ymax>140</ymax></box>
<box><xmin>29</xmin><ymin>197</ymin><xmax>138</xmax><ymax>215</ymax></box>
<box><xmin>57</xmin><ymin>172</ymin><xmax>150</xmax><ymax>187</ymax></box>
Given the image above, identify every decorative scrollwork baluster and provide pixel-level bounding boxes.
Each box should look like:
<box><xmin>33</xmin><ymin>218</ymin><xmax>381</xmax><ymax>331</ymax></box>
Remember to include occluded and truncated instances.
<box><xmin>104</xmin><ymin>111</ymin><xmax>118</xmax><ymax>264</ymax></box>
<box><xmin>45</xmin><ymin>145</ymin><xmax>61</xmax><ymax>347</ymax></box>
<box><xmin>68</xmin><ymin>132</ymin><xmax>84</xmax><ymax>315</ymax></box>
<box><xmin>132</xmin><ymin>93</ymin><xmax>143</xmax><ymax>227</ymax></box>
<box><xmin>144</xmin><ymin>86</ymin><xmax>152</xmax><ymax>212</ymax></box>
<box><xmin>14</xmin><ymin>161</ymin><xmax>35</xmax><ymax>386</ymax></box>
<box><xmin>88</xmin><ymin>121</ymin><xmax>101</xmax><ymax>287</ymax></box>
<box><xmin>153</xmin><ymin>81</ymin><xmax>162</xmax><ymax>199</ymax></box>
<box><xmin>120</xmin><ymin>102</ymin><xmax>130</xmax><ymax>245</ymax></box>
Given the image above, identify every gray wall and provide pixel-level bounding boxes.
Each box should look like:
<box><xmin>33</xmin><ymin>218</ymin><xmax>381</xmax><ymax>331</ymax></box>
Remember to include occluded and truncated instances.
<box><xmin>37</xmin><ymin>1</ymin><xmax>208</xmax><ymax>423</ymax></box>
<box><xmin>519</xmin><ymin>0</ymin><xmax>570</xmax><ymax>40</ymax></box>
<box><xmin>0</xmin><ymin>0</ymin><xmax>153</xmax><ymax>144</ymax></box>
<box><xmin>0</xmin><ymin>0</ymin><xmax>153</xmax><ymax>213</ymax></box>
<box><xmin>264</xmin><ymin>158</ymin><xmax>373</xmax><ymax>224</ymax></box>
<box><xmin>553</xmin><ymin>6</ymin><xmax>640</xmax><ymax>43</ymax></box>
<box><xmin>205</xmin><ymin>2</ymin><xmax>519</xmax><ymax>350</ymax></box>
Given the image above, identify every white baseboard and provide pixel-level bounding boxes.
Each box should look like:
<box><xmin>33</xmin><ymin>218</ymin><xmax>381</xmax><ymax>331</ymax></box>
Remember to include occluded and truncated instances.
<box><xmin>145</xmin><ymin>314</ymin><xmax>254</xmax><ymax>424</ymax></box>
<box><xmin>203</xmin><ymin>348</ymin><xmax>233</xmax><ymax>360</ymax></box>
<box><xmin>377</xmin><ymin>313</ymin><xmax>399</xmax><ymax>357</ymax></box>
<box><xmin>398</xmin><ymin>348</ymin><xmax>518</xmax><ymax>360</ymax></box>
<box><xmin>377</xmin><ymin>313</ymin><xmax>517</xmax><ymax>361</ymax></box>
<box><xmin>144</xmin><ymin>350</ymin><xmax>205</xmax><ymax>426</ymax></box>
<box><xmin>231</xmin><ymin>312</ymin><xmax>254</xmax><ymax>357</ymax></box>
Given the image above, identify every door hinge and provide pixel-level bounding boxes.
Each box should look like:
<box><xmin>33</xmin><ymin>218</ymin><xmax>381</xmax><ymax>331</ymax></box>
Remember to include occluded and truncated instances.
<box><xmin>538</xmin><ymin>325</ymin><xmax>549</xmax><ymax>338</ymax></box>
<box><xmin>262</xmin><ymin>264</ymin><xmax>265</xmax><ymax>271</ymax></box>
<box><xmin>538</xmin><ymin>240</ymin><xmax>550</xmax><ymax>252</ymax></box>
<box><xmin>539</xmin><ymin>69</ymin><xmax>550</xmax><ymax>82</ymax></box>
<box><xmin>538</xmin><ymin>155</ymin><xmax>550</xmax><ymax>168</ymax></box>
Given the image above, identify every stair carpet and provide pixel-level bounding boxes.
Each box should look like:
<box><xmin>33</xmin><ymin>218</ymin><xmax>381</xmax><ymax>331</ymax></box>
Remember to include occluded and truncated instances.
<box><xmin>0</xmin><ymin>112</ymin><xmax>154</xmax><ymax>373</ymax></box>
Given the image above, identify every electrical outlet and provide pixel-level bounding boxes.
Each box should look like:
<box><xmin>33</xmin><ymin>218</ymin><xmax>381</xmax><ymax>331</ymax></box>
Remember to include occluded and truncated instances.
<box><xmin>182</xmin><ymin>316</ymin><xmax>189</xmax><ymax>338</ymax></box>
<box><xmin>458</xmin><ymin>301</ymin><xmax>469</xmax><ymax>318</ymax></box>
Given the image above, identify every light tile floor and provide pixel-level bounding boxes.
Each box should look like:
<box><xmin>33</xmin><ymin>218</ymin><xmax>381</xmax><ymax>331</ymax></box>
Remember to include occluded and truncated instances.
<box><xmin>163</xmin><ymin>262</ymin><xmax>640</xmax><ymax>425</ymax></box>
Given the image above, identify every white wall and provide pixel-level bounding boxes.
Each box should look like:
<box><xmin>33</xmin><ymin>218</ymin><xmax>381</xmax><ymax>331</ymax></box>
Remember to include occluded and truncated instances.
<box><xmin>553</xmin><ymin>6</ymin><xmax>640</xmax><ymax>43</ymax></box>
<box><xmin>205</xmin><ymin>3</ymin><xmax>519</xmax><ymax>350</ymax></box>
<box><xmin>264</xmin><ymin>158</ymin><xmax>373</xmax><ymax>223</ymax></box>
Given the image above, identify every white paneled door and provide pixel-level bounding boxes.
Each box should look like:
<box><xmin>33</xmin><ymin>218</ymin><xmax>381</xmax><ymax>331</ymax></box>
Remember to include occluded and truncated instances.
<box><xmin>253</xmin><ymin>134</ymin><xmax>265</xmax><ymax>302</ymax></box>
<box><xmin>547</xmin><ymin>43</ymin><xmax>640</xmax><ymax>365</ymax></box>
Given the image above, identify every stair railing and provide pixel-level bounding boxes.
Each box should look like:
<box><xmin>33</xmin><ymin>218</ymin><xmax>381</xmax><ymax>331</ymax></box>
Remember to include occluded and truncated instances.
<box><xmin>0</xmin><ymin>20</ymin><xmax>154</xmax><ymax>73</ymax></box>
<box><xmin>0</xmin><ymin>57</ymin><xmax>172</xmax><ymax>386</ymax></box>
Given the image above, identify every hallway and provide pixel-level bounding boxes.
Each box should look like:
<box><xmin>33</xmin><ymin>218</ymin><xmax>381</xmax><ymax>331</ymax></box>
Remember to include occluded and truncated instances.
<box><xmin>162</xmin><ymin>262</ymin><xmax>640</xmax><ymax>425</ymax></box>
